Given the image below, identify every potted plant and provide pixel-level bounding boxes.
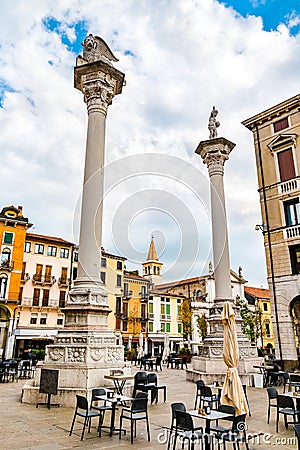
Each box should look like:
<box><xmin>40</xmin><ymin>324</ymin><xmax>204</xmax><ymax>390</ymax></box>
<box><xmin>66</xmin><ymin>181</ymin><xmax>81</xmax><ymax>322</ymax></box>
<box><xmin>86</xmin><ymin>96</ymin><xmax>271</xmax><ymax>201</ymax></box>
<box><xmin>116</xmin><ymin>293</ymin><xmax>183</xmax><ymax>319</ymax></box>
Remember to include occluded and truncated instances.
<box><xmin>178</xmin><ymin>346</ymin><xmax>192</xmax><ymax>363</ymax></box>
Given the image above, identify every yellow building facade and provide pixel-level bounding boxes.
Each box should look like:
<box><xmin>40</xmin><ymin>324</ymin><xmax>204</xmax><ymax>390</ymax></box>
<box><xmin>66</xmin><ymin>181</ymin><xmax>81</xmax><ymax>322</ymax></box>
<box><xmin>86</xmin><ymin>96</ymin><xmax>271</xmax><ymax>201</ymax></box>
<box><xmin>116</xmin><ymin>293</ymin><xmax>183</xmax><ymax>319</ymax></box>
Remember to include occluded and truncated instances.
<box><xmin>0</xmin><ymin>205</ymin><xmax>32</xmax><ymax>358</ymax></box>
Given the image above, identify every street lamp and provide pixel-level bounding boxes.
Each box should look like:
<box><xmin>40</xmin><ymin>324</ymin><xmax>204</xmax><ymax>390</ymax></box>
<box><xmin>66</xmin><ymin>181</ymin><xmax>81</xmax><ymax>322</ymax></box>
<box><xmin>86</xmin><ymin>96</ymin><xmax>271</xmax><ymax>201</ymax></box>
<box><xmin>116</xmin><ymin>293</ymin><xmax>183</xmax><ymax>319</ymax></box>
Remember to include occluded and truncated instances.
<box><xmin>255</xmin><ymin>223</ymin><xmax>267</xmax><ymax>232</ymax></box>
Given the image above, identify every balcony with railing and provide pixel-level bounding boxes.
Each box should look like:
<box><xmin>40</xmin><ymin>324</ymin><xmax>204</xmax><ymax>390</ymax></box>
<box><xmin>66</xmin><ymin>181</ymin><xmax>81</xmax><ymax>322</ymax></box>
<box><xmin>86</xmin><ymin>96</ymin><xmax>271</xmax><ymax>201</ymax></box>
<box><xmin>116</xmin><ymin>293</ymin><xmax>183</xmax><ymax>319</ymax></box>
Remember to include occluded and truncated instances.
<box><xmin>122</xmin><ymin>290</ymin><xmax>132</xmax><ymax>300</ymax></box>
<box><xmin>32</xmin><ymin>274</ymin><xmax>56</xmax><ymax>286</ymax></box>
<box><xmin>0</xmin><ymin>260</ymin><xmax>14</xmax><ymax>271</ymax></box>
<box><xmin>140</xmin><ymin>292</ymin><xmax>149</xmax><ymax>301</ymax></box>
<box><xmin>279</xmin><ymin>177</ymin><xmax>299</xmax><ymax>195</ymax></box>
<box><xmin>20</xmin><ymin>273</ymin><xmax>30</xmax><ymax>284</ymax></box>
<box><xmin>284</xmin><ymin>225</ymin><xmax>300</xmax><ymax>239</ymax></box>
<box><xmin>58</xmin><ymin>277</ymin><xmax>70</xmax><ymax>287</ymax></box>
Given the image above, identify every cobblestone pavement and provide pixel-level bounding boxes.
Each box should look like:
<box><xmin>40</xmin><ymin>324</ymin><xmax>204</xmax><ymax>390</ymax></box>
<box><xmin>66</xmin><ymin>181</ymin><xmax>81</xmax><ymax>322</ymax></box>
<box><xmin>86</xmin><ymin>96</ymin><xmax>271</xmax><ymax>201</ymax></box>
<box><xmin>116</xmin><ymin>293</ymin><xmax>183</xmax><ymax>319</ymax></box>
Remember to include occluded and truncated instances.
<box><xmin>0</xmin><ymin>365</ymin><xmax>297</xmax><ymax>449</ymax></box>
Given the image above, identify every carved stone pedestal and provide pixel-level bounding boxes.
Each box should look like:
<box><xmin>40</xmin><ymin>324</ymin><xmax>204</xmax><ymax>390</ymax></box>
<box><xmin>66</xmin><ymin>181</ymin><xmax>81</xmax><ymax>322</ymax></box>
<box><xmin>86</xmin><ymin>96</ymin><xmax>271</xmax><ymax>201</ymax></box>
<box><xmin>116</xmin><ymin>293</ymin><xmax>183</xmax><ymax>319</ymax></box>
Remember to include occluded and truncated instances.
<box><xmin>188</xmin><ymin>299</ymin><xmax>261</xmax><ymax>385</ymax></box>
<box><xmin>22</xmin><ymin>286</ymin><xmax>124</xmax><ymax>407</ymax></box>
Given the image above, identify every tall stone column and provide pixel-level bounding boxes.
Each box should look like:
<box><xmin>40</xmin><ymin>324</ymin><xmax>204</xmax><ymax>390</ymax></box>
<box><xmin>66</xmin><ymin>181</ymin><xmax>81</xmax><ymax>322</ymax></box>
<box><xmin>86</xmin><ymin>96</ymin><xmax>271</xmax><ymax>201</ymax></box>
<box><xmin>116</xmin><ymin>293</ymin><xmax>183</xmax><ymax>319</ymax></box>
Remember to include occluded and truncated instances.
<box><xmin>189</xmin><ymin>108</ymin><xmax>258</xmax><ymax>382</ymax></box>
<box><xmin>196</xmin><ymin>138</ymin><xmax>234</xmax><ymax>300</ymax></box>
<box><xmin>22</xmin><ymin>36</ymin><xmax>126</xmax><ymax>407</ymax></box>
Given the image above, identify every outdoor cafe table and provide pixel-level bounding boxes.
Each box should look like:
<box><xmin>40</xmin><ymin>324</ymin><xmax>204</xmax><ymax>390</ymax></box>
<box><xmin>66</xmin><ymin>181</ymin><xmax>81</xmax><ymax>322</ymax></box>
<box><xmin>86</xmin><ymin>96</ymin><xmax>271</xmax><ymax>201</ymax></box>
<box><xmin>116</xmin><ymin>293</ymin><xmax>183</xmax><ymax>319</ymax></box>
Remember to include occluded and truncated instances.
<box><xmin>104</xmin><ymin>374</ymin><xmax>134</xmax><ymax>395</ymax></box>
<box><xmin>96</xmin><ymin>393</ymin><xmax>133</xmax><ymax>437</ymax></box>
<box><xmin>187</xmin><ymin>409</ymin><xmax>232</xmax><ymax>450</ymax></box>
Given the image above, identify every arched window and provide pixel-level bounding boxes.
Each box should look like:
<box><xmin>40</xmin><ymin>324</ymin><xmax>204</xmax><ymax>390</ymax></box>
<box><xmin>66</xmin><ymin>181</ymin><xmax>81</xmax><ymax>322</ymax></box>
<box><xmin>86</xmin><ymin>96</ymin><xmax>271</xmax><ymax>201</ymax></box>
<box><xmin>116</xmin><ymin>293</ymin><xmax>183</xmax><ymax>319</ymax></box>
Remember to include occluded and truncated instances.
<box><xmin>1</xmin><ymin>248</ymin><xmax>11</xmax><ymax>267</ymax></box>
<box><xmin>0</xmin><ymin>274</ymin><xmax>8</xmax><ymax>299</ymax></box>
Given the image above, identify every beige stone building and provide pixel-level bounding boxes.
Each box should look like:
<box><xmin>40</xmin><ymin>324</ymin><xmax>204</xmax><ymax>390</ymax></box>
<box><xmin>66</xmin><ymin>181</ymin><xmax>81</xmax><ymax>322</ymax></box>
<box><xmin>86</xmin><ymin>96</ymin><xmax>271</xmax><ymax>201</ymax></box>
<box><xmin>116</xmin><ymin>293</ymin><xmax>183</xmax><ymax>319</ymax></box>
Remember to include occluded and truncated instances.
<box><xmin>243</xmin><ymin>94</ymin><xmax>300</xmax><ymax>369</ymax></box>
<box><xmin>15</xmin><ymin>233</ymin><xmax>76</xmax><ymax>356</ymax></box>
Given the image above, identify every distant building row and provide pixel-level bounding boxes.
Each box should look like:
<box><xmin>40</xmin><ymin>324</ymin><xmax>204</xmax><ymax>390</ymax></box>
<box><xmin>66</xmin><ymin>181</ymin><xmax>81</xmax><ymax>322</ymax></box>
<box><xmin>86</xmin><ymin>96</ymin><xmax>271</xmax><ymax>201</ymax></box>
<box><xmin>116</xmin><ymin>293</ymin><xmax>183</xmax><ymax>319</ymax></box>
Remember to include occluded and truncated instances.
<box><xmin>0</xmin><ymin>205</ymin><xmax>273</xmax><ymax>359</ymax></box>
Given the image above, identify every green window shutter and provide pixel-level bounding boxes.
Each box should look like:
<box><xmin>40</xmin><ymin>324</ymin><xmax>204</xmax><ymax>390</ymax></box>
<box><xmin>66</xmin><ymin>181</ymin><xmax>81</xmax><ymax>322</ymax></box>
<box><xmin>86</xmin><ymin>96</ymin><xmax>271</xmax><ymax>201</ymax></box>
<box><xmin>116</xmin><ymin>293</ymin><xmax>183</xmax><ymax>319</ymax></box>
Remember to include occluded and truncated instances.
<box><xmin>166</xmin><ymin>323</ymin><xmax>170</xmax><ymax>332</ymax></box>
<box><xmin>4</xmin><ymin>233</ymin><xmax>13</xmax><ymax>244</ymax></box>
<box><xmin>166</xmin><ymin>304</ymin><xmax>170</xmax><ymax>315</ymax></box>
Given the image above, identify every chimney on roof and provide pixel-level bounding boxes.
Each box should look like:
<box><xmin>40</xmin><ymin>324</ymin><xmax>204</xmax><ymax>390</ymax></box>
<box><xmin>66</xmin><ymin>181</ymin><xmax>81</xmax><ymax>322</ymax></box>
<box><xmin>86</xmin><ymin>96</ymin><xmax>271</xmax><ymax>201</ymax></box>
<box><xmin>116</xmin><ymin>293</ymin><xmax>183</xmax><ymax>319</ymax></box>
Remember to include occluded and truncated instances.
<box><xmin>18</xmin><ymin>205</ymin><xmax>23</xmax><ymax>216</ymax></box>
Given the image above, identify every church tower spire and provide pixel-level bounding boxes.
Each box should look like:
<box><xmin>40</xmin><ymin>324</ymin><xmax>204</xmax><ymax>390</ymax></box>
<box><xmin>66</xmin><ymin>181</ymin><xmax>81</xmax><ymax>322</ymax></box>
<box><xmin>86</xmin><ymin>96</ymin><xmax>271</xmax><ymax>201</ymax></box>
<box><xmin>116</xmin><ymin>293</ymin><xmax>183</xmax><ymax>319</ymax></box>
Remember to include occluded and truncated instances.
<box><xmin>142</xmin><ymin>236</ymin><xmax>163</xmax><ymax>286</ymax></box>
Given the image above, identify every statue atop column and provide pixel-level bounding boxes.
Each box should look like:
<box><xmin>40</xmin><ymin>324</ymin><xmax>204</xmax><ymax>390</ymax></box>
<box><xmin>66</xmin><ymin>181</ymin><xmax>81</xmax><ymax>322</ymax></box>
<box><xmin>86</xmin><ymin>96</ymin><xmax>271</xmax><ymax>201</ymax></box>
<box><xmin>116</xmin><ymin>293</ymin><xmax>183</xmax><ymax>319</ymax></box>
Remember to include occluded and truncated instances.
<box><xmin>76</xmin><ymin>33</ymin><xmax>119</xmax><ymax>66</ymax></box>
<box><xmin>208</xmin><ymin>106</ymin><xmax>220</xmax><ymax>139</ymax></box>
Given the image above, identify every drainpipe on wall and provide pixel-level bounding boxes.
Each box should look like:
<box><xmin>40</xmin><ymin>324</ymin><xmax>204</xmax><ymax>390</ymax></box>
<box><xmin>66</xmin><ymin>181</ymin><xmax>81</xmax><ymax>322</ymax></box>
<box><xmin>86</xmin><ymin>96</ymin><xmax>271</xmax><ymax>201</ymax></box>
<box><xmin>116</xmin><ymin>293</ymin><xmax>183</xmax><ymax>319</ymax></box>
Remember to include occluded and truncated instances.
<box><xmin>255</xmin><ymin>125</ymin><xmax>283</xmax><ymax>362</ymax></box>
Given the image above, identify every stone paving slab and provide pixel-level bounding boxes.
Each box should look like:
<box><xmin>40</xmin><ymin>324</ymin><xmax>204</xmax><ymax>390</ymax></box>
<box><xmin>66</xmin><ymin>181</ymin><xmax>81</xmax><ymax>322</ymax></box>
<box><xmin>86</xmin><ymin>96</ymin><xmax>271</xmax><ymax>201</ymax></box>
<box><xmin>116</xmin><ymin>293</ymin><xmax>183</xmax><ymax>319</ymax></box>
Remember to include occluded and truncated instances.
<box><xmin>0</xmin><ymin>365</ymin><xmax>297</xmax><ymax>449</ymax></box>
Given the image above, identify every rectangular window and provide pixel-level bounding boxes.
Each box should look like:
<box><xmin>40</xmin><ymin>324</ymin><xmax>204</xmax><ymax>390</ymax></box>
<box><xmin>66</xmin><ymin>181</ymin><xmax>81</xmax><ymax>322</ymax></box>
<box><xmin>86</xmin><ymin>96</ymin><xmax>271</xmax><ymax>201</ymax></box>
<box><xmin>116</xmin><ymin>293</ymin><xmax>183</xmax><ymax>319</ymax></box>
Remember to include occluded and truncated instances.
<box><xmin>117</xmin><ymin>260</ymin><xmax>122</xmax><ymax>271</ymax></box>
<box><xmin>161</xmin><ymin>323</ymin><xmax>165</xmax><ymax>332</ymax></box>
<box><xmin>73</xmin><ymin>267</ymin><xmax>78</xmax><ymax>280</ymax></box>
<box><xmin>40</xmin><ymin>316</ymin><xmax>47</xmax><ymax>325</ymax></box>
<box><xmin>101</xmin><ymin>257</ymin><xmax>107</xmax><ymax>268</ymax></box>
<box><xmin>34</xmin><ymin>244</ymin><xmax>44</xmax><ymax>254</ymax></box>
<box><xmin>100</xmin><ymin>271</ymin><xmax>106</xmax><ymax>284</ymax></box>
<box><xmin>57</xmin><ymin>317</ymin><xmax>64</xmax><ymax>325</ymax></box>
<box><xmin>18</xmin><ymin>286</ymin><xmax>23</xmax><ymax>302</ymax></box>
<box><xmin>73</xmin><ymin>251</ymin><xmax>78</xmax><ymax>262</ymax></box>
<box><xmin>60</xmin><ymin>267</ymin><xmax>68</xmax><ymax>284</ymax></box>
<box><xmin>149</xmin><ymin>302</ymin><xmax>153</xmax><ymax>314</ymax></box>
<box><xmin>32</xmin><ymin>288</ymin><xmax>40</xmax><ymax>306</ymax></box>
<box><xmin>116</xmin><ymin>274</ymin><xmax>122</xmax><ymax>287</ymax></box>
<box><xmin>44</xmin><ymin>265</ymin><xmax>52</xmax><ymax>283</ymax></box>
<box><xmin>289</xmin><ymin>244</ymin><xmax>300</xmax><ymax>274</ymax></box>
<box><xmin>30</xmin><ymin>314</ymin><xmax>37</xmax><ymax>325</ymax></box>
<box><xmin>47</xmin><ymin>245</ymin><xmax>57</xmax><ymax>257</ymax></box>
<box><xmin>59</xmin><ymin>290</ymin><xmax>66</xmax><ymax>308</ymax></box>
<box><xmin>3</xmin><ymin>232</ymin><xmax>13</xmax><ymax>245</ymax></box>
<box><xmin>123</xmin><ymin>321</ymin><xmax>128</xmax><ymax>332</ymax></box>
<box><xmin>24</xmin><ymin>242</ymin><xmax>31</xmax><ymax>253</ymax></box>
<box><xmin>273</xmin><ymin>117</ymin><xmax>289</xmax><ymax>133</ymax></box>
<box><xmin>42</xmin><ymin>289</ymin><xmax>49</xmax><ymax>307</ymax></box>
<box><xmin>265</xmin><ymin>322</ymin><xmax>271</xmax><ymax>337</ymax></box>
<box><xmin>34</xmin><ymin>264</ymin><xmax>43</xmax><ymax>282</ymax></box>
<box><xmin>148</xmin><ymin>322</ymin><xmax>153</xmax><ymax>332</ymax></box>
<box><xmin>177</xmin><ymin>299</ymin><xmax>181</xmax><ymax>315</ymax></box>
<box><xmin>116</xmin><ymin>297</ymin><xmax>122</xmax><ymax>316</ymax></box>
<box><xmin>123</xmin><ymin>302</ymin><xmax>128</xmax><ymax>317</ymax></box>
<box><xmin>123</xmin><ymin>282</ymin><xmax>129</xmax><ymax>296</ymax></box>
<box><xmin>277</xmin><ymin>148</ymin><xmax>296</xmax><ymax>182</ymax></box>
<box><xmin>178</xmin><ymin>323</ymin><xmax>182</xmax><ymax>334</ymax></box>
<box><xmin>263</xmin><ymin>302</ymin><xmax>268</xmax><ymax>312</ymax></box>
<box><xmin>141</xmin><ymin>303</ymin><xmax>146</xmax><ymax>319</ymax></box>
<box><xmin>60</xmin><ymin>248</ymin><xmax>69</xmax><ymax>258</ymax></box>
<box><xmin>166</xmin><ymin>322</ymin><xmax>170</xmax><ymax>332</ymax></box>
<box><xmin>284</xmin><ymin>198</ymin><xmax>300</xmax><ymax>226</ymax></box>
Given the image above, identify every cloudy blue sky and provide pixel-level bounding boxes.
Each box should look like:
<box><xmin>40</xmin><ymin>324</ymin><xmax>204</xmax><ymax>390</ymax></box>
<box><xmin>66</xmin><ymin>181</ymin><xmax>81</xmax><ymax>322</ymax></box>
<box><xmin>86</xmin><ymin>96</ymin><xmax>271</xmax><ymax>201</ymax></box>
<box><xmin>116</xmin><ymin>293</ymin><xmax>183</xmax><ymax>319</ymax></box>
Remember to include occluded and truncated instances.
<box><xmin>1</xmin><ymin>0</ymin><xmax>300</xmax><ymax>287</ymax></box>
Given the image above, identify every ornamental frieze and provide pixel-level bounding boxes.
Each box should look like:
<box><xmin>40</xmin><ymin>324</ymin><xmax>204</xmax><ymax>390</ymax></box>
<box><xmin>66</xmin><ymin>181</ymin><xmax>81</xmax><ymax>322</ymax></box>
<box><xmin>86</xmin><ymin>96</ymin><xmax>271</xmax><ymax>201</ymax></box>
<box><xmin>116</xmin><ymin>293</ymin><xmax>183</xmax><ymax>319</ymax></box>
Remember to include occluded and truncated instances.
<box><xmin>68</xmin><ymin>347</ymin><xmax>86</xmax><ymax>363</ymax></box>
<box><xmin>107</xmin><ymin>347</ymin><xmax>123</xmax><ymax>363</ymax></box>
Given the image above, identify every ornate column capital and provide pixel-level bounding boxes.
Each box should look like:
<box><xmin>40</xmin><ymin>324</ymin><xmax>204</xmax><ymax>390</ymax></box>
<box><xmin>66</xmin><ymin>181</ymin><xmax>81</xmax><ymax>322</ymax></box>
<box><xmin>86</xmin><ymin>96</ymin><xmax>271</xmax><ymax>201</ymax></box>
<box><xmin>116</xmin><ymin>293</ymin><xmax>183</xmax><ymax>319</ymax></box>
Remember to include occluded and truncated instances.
<box><xmin>82</xmin><ymin>71</ymin><xmax>117</xmax><ymax>116</ymax></box>
<box><xmin>195</xmin><ymin>137</ymin><xmax>236</xmax><ymax>177</ymax></box>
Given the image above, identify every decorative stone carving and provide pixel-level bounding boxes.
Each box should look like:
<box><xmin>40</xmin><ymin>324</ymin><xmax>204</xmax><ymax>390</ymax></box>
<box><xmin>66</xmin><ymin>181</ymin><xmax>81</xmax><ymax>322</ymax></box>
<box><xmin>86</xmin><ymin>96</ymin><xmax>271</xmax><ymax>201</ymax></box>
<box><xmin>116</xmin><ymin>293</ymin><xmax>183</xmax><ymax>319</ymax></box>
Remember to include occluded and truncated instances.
<box><xmin>68</xmin><ymin>347</ymin><xmax>86</xmax><ymax>363</ymax></box>
<box><xmin>107</xmin><ymin>347</ymin><xmax>123</xmax><ymax>363</ymax></box>
<box><xmin>90</xmin><ymin>348</ymin><xmax>105</xmax><ymax>362</ymax></box>
<box><xmin>47</xmin><ymin>347</ymin><xmax>64</xmax><ymax>362</ymax></box>
<box><xmin>210</xmin><ymin>347</ymin><xmax>223</xmax><ymax>356</ymax></box>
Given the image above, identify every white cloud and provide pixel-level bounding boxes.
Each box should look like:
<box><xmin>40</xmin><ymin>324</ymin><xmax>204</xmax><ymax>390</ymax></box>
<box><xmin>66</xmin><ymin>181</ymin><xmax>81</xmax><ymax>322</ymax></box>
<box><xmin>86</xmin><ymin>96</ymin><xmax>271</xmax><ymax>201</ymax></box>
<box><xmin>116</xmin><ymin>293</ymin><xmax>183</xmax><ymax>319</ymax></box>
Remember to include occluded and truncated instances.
<box><xmin>0</xmin><ymin>0</ymin><xmax>299</xmax><ymax>287</ymax></box>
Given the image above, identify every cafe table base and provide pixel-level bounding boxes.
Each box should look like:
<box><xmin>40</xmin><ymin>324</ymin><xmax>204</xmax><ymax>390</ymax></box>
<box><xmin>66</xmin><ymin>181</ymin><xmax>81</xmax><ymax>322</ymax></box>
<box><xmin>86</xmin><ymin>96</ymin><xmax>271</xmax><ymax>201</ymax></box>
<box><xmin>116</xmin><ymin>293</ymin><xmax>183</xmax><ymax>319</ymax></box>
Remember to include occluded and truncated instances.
<box><xmin>96</xmin><ymin>394</ymin><xmax>132</xmax><ymax>437</ymax></box>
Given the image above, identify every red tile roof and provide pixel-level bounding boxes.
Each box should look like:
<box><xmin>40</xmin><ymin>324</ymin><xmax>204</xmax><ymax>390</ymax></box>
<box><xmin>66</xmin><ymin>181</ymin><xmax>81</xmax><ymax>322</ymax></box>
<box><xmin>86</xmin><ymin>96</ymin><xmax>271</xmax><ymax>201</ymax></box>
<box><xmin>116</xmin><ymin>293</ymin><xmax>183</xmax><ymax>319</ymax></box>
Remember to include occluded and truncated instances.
<box><xmin>26</xmin><ymin>232</ymin><xmax>74</xmax><ymax>246</ymax></box>
<box><xmin>244</xmin><ymin>286</ymin><xmax>269</xmax><ymax>299</ymax></box>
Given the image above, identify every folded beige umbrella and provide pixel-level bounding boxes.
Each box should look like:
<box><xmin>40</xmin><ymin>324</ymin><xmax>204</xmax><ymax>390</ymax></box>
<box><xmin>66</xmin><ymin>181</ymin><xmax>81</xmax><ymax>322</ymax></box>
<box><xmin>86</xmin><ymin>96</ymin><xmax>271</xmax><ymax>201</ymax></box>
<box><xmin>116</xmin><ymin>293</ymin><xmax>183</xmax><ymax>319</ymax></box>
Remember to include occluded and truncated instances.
<box><xmin>220</xmin><ymin>301</ymin><xmax>249</xmax><ymax>415</ymax></box>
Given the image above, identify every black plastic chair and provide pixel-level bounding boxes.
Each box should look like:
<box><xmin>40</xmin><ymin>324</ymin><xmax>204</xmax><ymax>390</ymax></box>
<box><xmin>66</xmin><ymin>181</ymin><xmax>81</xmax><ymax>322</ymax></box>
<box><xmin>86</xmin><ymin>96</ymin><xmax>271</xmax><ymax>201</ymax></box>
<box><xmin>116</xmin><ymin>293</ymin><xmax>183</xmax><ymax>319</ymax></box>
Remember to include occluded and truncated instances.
<box><xmin>214</xmin><ymin>414</ymin><xmax>249</xmax><ymax>450</ymax></box>
<box><xmin>119</xmin><ymin>392</ymin><xmax>150</xmax><ymax>444</ymax></box>
<box><xmin>90</xmin><ymin>388</ymin><xmax>113</xmax><ymax>436</ymax></box>
<box><xmin>194</xmin><ymin>379</ymin><xmax>205</xmax><ymax>409</ymax></box>
<box><xmin>276</xmin><ymin>394</ymin><xmax>300</xmax><ymax>432</ymax></box>
<box><xmin>132</xmin><ymin>371</ymin><xmax>148</xmax><ymax>397</ymax></box>
<box><xmin>179</xmin><ymin>356</ymin><xmax>188</xmax><ymax>370</ymax></box>
<box><xmin>69</xmin><ymin>394</ymin><xmax>102</xmax><ymax>441</ymax></box>
<box><xmin>147</xmin><ymin>372</ymin><xmax>167</xmax><ymax>403</ymax></box>
<box><xmin>167</xmin><ymin>402</ymin><xmax>186</xmax><ymax>450</ymax></box>
<box><xmin>294</xmin><ymin>423</ymin><xmax>300</xmax><ymax>450</ymax></box>
<box><xmin>200</xmin><ymin>385</ymin><xmax>219</xmax><ymax>410</ymax></box>
<box><xmin>290</xmin><ymin>374</ymin><xmax>300</xmax><ymax>391</ymax></box>
<box><xmin>210</xmin><ymin>404</ymin><xmax>236</xmax><ymax>434</ymax></box>
<box><xmin>266</xmin><ymin>387</ymin><xmax>278</xmax><ymax>424</ymax></box>
<box><xmin>172</xmin><ymin>410</ymin><xmax>204</xmax><ymax>450</ymax></box>
<box><xmin>153</xmin><ymin>356</ymin><xmax>163</xmax><ymax>371</ymax></box>
<box><xmin>282</xmin><ymin>372</ymin><xmax>291</xmax><ymax>393</ymax></box>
